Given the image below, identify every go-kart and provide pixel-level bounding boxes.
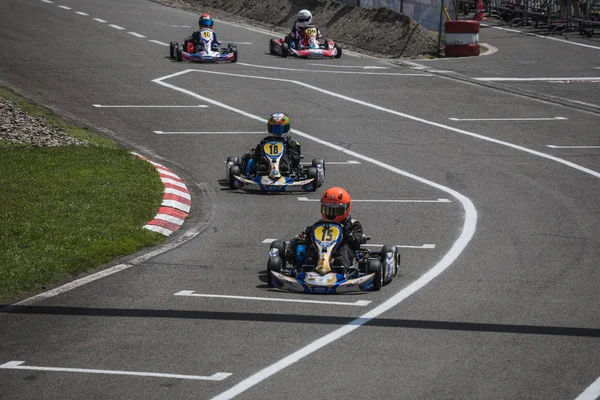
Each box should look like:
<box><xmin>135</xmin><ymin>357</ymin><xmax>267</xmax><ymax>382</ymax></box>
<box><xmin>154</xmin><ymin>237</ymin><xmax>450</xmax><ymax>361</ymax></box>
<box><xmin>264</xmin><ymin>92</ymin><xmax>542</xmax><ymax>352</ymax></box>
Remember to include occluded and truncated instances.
<box><xmin>225</xmin><ymin>140</ymin><xmax>325</xmax><ymax>192</ymax></box>
<box><xmin>169</xmin><ymin>29</ymin><xmax>237</xmax><ymax>63</ymax></box>
<box><xmin>269</xmin><ymin>26</ymin><xmax>342</xmax><ymax>59</ymax></box>
<box><xmin>266</xmin><ymin>221</ymin><xmax>400</xmax><ymax>293</ymax></box>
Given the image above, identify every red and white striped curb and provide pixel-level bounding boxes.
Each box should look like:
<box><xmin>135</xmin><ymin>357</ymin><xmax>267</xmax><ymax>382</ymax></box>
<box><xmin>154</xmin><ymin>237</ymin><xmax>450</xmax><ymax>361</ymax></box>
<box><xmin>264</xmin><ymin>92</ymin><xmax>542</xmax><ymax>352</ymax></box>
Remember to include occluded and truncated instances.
<box><xmin>132</xmin><ymin>153</ymin><xmax>191</xmax><ymax>236</ymax></box>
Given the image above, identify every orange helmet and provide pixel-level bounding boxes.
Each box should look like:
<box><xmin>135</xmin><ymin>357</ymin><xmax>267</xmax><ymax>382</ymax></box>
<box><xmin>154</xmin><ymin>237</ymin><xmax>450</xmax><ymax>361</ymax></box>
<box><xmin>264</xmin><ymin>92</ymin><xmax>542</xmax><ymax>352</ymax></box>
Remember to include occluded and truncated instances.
<box><xmin>321</xmin><ymin>187</ymin><xmax>352</xmax><ymax>224</ymax></box>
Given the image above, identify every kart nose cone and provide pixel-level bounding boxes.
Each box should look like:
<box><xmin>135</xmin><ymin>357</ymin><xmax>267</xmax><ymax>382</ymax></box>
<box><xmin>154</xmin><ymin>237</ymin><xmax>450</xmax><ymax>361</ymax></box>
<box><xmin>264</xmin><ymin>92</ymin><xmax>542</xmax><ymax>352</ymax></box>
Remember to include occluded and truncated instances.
<box><xmin>269</xmin><ymin>169</ymin><xmax>281</xmax><ymax>179</ymax></box>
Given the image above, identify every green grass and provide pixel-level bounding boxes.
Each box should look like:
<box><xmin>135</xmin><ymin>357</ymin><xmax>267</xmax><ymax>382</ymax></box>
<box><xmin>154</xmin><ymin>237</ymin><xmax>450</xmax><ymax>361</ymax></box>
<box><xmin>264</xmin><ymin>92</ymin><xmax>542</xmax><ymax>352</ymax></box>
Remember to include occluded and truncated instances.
<box><xmin>0</xmin><ymin>89</ymin><xmax>166</xmax><ymax>302</ymax></box>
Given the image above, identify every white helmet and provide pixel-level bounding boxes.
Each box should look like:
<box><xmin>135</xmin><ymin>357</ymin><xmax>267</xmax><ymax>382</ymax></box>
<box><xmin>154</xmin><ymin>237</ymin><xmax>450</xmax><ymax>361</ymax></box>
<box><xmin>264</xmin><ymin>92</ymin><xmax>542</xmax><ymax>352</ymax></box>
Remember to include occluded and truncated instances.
<box><xmin>296</xmin><ymin>9</ymin><xmax>312</xmax><ymax>25</ymax></box>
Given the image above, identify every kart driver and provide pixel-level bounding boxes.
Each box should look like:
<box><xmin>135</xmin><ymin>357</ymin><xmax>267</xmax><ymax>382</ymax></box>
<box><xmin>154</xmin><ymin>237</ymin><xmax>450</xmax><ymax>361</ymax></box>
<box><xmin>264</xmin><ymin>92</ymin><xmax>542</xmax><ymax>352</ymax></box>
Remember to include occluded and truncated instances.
<box><xmin>293</xmin><ymin>187</ymin><xmax>364</xmax><ymax>270</ymax></box>
<box><xmin>288</xmin><ymin>9</ymin><xmax>322</xmax><ymax>49</ymax></box>
<box><xmin>240</xmin><ymin>112</ymin><xmax>302</xmax><ymax>176</ymax></box>
<box><xmin>186</xmin><ymin>13</ymin><xmax>221</xmax><ymax>52</ymax></box>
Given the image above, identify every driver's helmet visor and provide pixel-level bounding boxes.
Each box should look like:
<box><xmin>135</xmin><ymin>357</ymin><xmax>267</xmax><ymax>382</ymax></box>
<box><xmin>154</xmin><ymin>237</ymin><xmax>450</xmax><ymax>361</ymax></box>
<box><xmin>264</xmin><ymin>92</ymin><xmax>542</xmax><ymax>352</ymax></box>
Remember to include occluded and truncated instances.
<box><xmin>321</xmin><ymin>203</ymin><xmax>348</xmax><ymax>220</ymax></box>
<box><xmin>297</xmin><ymin>16</ymin><xmax>311</xmax><ymax>23</ymax></box>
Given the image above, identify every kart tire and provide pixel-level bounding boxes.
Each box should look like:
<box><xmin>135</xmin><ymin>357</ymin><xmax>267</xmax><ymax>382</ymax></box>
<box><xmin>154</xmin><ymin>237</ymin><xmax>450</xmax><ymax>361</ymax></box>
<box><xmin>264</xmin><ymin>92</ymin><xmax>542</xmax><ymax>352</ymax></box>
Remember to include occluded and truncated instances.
<box><xmin>334</xmin><ymin>44</ymin><xmax>342</xmax><ymax>58</ymax></box>
<box><xmin>380</xmin><ymin>245</ymin><xmax>399</xmax><ymax>278</ymax></box>
<box><xmin>267</xmin><ymin>256</ymin><xmax>283</xmax><ymax>287</ymax></box>
<box><xmin>169</xmin><ymin>41</ymin><xmax>175</xmax><ymax>59</ymax></box>
<box><xmin>311</xmin><ymin>158</ymin><xmax>325</xmax><ymax>172</ymax></box>
<box><xmin>281</xmin><ymin>42</ymin><xmax>289</xmax><ymax>58</ymax></box>
<box><xmin>175</xmin><ymin>44</ymin><xmax>182</xmax><ymax>62</ymax></box>
<box><xmin>231</xmin><ymin>48</ymin><xmax>238</xmax><ymax>63</ymax></box>
<box><xmin>306</xmin><ymin>167</ymin><xmax>318</xmax><ymax>192</ymax></box>
<box><xmin>367</xmin><ymin>259</ymin><xmax>383</xmax><ymax>291</ymax></box>
<box><xmin>227</xmin><ymin>43</ymin><xmax>237</xmax><ymax>49</ymax></box>
<box><xmin>323</xmin><ymin>38</ymin><xmax>331</xmax><ymax>50</ymax></box>
<box><xmin>226</xmin><ymin>156</ymin><xmax>240</xmax><ymax>166</ymax></box>
<box><xmin>228</xmin><ymin>165</ymin><xmax>241</xmax><ymax>189</ymax></box>
<box><xmin>269</xmin><ymin>39</ymin><xmax>276</xmax><ymax>55</ymax></box>
<box><xmin>269</xmin><ymin>240</ymin><xmax>286</xmax><ymax>258</ymax></box>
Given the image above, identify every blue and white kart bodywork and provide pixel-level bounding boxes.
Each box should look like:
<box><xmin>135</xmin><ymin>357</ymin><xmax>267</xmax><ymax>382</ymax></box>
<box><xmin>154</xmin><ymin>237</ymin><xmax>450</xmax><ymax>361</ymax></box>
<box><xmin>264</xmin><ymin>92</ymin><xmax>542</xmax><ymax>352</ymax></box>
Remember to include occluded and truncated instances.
<box><xmin>226</xmin><ymin>140</ymin><xmax>324</xmax><ymax>193</ymax></box>
<box><xmin>266</xmin><ymin>222</ymin><xmax>400</xmax><ymax>294</ymax></box>
<box><xmin>170</xmin><ymin>29</ymin><xmax>237</xmax><ymax>63</ymax></box>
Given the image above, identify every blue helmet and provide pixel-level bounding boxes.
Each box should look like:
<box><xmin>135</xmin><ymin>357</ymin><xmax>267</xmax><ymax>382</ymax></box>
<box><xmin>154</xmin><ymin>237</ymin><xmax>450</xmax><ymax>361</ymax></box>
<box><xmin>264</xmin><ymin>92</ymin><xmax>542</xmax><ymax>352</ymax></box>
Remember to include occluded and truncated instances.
<box><xmin>267</xmin><ymin>112</ymin><xmax>291</xmax><ymax>138</ymax></box>
<box><xmin>199</xmin><ymin>13</ymin><xmax>213</xmax><ymax>28</ymax></box>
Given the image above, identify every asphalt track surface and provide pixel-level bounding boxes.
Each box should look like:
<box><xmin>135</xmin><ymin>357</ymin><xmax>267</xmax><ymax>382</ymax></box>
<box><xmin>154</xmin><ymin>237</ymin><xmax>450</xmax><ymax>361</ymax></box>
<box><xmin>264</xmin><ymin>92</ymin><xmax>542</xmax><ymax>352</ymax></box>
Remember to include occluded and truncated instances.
<box><xmin>0</xmin><ymin>1</ymin><xmax>599</xmax><ymax>399</ymax></box>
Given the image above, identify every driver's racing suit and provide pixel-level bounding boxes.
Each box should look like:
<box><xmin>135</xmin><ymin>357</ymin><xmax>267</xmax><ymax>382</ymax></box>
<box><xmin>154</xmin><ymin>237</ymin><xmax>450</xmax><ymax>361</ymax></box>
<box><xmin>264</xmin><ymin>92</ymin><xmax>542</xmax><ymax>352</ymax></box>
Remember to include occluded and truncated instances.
<box><xmin>241</xmin><ymin>135</ymin><xmax>302</xmax><ymax>176</ymax></box>
<box><xmin>288</xmin><ymin>24</ymin><xmax>322</xmax><ymax>49</ymax></box>
<box><xmin>294</xmin><ymin>217</ymin><xmax>364</xmax><ymax>269</ymax></box>
<box><xmin>186</xmin><ymin>28</ymin><xmax>221</xmax><ymax>52</ymax></box>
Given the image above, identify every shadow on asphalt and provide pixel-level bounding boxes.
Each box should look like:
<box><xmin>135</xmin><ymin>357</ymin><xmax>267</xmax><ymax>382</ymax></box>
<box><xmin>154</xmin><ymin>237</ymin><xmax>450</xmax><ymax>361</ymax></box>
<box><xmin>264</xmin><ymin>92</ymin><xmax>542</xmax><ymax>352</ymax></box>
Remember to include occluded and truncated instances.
<box><xmin>1</xmin><ymin>305</ymin><xmax>599</xmax><ymax>338</ymax></box>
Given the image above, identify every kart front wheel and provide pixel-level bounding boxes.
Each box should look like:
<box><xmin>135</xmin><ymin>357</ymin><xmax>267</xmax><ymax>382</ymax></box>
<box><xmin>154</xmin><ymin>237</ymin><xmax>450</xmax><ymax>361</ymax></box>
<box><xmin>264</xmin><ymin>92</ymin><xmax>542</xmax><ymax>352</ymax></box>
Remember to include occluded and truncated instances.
<box><xmin>334</xmin><ymin>44</ymin><xmax>342</xmax><ymax>58</ymax></box>
<box><xmin>227</xmin><ymin>156</ymin><xmax>240</xmax><ymax>165</ymax></box>
<box><xmin>380</xmin><ymin>245</ymin><xmax>400</xmax><ymax>278</ymax></box>
<box><xmin>306</xmin><ymin>167</ymin><xmax>318</xmax><ymax>192</ymax></box>
<box><xmin>267</xmin><ymin>256</ymin><xmax>283</xmax><ymax>287</ymax></box>
<box><xmin>228</xmin><ymin>165</ymin><xmax>241</xmax><ymax>189</ymax></box>
<box><xmin>269</xmin><ymin>39</ymin><xmax>277</xmax><ymax>55</ymax></box>
<box><xmin>367</xmin><ymin>259</ymin><xmax>383</xmax><ymax>291</ymax></box>
<box><xmin>169</xmin><ymin>41</ymin><xmax>175</xmax><ymax>59</ymax></box>
<box><xmin>231</xmin><ymin>48</ymin><xmax>238</xmax><ymax>63</ymax></box>
<box><xmin>311</xmin><ymin>158</ymin><xmax>325</xmax><ymax>172</ymax></box>
<box><xmin>281</xmin><ymin>42</ymin><xmax>289</xmax><ymax>58</ymax></box>
<box><xmin>175</xmin><ymin>44</ymin><xmax>182</xmax><ymax>62</ymax></box>
<box><xmin>269</xmin><ymin>240</ymin><xmax>286</xmax><ymax>259</ymax></box>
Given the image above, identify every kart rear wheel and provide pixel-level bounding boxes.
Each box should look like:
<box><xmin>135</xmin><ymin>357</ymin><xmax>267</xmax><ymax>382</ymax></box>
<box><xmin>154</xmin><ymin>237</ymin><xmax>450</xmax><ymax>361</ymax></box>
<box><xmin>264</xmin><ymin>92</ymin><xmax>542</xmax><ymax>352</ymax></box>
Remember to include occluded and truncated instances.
<box><xmin>380</xmin><ymin>245</ymin><xmax>400</xmax><ymax>278</ymax></box>
<box><xmin>367</xmin><ymin>259</ymin><xmax>383</xmax><ymax>291</ymax></box>
<box><xmin>311</xmin><ymin>158</ymin><xmax>325</xmax><ymax>172</ymax></box>
<box><xmin>226</xmin><ymin>156</ymin><xmax>240</xmax><ymax>166</ymax></box>
<box><xmin>306</xmin><ymin>167</ymin><xmax>318</xmax><ymax>192</ymax></box>
<box><xmin>281</xmin><ymin>42</ymin><xmax>289</xmax><ymax>58</ymax></box>
<box><xmin>267</xmin><ymin>256</ymin><xmax>283</xmax><ymax>287</ymax></box>
<box><xmin>169</xmin><ymin>41</ymin><xmax>175</xmax><ymax>59</ymax></box>
<box><xmin>269</xmin><ymin>240</ymin><xmax>286</xmax><ymax>259</ymax></box>
<box><xmin>334</xmin><ymin>44</ymin><xmax>342</xmax><ymax>58</ymax></box>
<box><xmin>228</xmin><ymin>165</ymin><xmax>241</xmax><ymax>189</ymax></box>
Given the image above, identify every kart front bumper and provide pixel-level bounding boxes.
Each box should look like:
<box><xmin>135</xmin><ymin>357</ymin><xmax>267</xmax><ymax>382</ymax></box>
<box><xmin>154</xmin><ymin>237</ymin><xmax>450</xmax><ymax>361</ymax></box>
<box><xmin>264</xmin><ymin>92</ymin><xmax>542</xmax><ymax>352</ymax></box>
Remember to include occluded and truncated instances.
<box><xmin>232</xmin><ymin>175</ymin><xmax>318</xmax><ymax>192</ymax></box>
<box><xmin>270</xmin><ymin>271</ymin><xmax>375</xmax><ymax>294</ymax></box>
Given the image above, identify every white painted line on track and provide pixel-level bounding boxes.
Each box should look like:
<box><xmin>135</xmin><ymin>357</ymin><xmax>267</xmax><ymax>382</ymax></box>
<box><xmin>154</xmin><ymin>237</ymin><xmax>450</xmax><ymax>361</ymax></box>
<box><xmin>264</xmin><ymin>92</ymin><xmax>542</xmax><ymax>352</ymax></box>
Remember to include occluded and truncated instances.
<box><xmin>297</xmin><ymin>196</ymin><xmax>451</xmax><ymax>203</ymax></box>
<box><xmin>93</xmin><ymin>104</ymin><xmax>207</xmax><ymax>108</ymax></box>
<box><xmin>128</xmin><ymin>32</ymin><xmax>146</xmax><ymax>38</ymax></box>
<box><xmin>481</xmin><ymin>23</ymin><xmax>600</xmax><ymax>50</ymax></box>
<box><xmin>152</xmin><ymin>69</ymin><xmax>478</xmax><ymax>400</ymax></box>
<box><xmin>236</xmin><ymin>62</ymin><xmax>432</xmax><ymax>76</ymax></box>
<box><xmin>41</xmin><ymin>0</ymin><xmax>53</xmax><ymax>3</ymax></box>
<box><xmin>363</xmin><ymin>243</ymin><xmax>436</xmax><ymax>249</ymax></box>
<box><xmin>154</xmin><ymin>131</ymin><xmax>264</xmax><ymax>135</ymax></box>
<box><xmin>58</xmin><ymin>5</ymin><xmax>71</xmax><ymax>9</ymax></box>
<box><xmin>262</xmin><ymin>239</ymin><xmax>277</xmax><ymax>244</ymax></box>
<box><xmin>0</xmin><ymin>361</ymin><xmax>231</xmax><ymax>381</ymax></box>
<box><xmin>149</xmin><ymin>40</ymin><xmax>169</xmax><ymax>46</ymax></box>
<box><xmin>474</xmin><ymin>77</ymin><xmax>600</xmax><ymax>82</ymax></box>
<box><xmin>174</xmin><ymin>291</ymin><xmax>372</xmax><ymax>306</ymax></box>
<box><xmin>109</xmin><ymin>24</ymin><xmax>125</xmax><ymax>30</ymax></box>
<box><xmin>75</xmin><ymin>11</ymin><xmax>88</xmax><ymax>16</ymax></box>
<box><xmin>547</xmin><ymin>145</ymin><xmax>600</xmax><ymax>149</ymax></box>
<box><xmin>93</xmin><ymin>18</ymin><xmax>106</xmax><ymax>23</ymax></box>
<box><xmin>449</xmin><ymin>117</ymin><xmax>567</xmax><ymax>121</ymax></box>
<box><xmin>309</xmin><ymin>63</ymin><xmax>388</xmax><ymax>69</ymax></box>
<box><xmin>301</xmin><ymin>160</ymin><xmax>360</xmax><ymax>165</ymax></box>
<box><xmin>575</xmin><ymin>376</ymin><xmax>600</xmax><ymax>400</ymax></box>
<box><xmin>161</xmin><ymin>70</ymin><xmax>600</xmax><ymax>179</ymax></box>
<box><xmin>566</xmin><ymin>99</ymin><xmax>600</xmax><ymax>109</ymax></box>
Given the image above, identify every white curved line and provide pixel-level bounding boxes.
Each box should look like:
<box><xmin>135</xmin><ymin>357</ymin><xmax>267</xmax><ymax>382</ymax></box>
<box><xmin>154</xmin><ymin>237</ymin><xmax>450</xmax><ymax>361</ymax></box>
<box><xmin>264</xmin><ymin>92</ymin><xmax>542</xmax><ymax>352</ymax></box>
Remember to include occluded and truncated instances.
<box><xmin>152</xmin><ymin>69</ymin><xmax>477</xmax><ymax>399</ymax></box>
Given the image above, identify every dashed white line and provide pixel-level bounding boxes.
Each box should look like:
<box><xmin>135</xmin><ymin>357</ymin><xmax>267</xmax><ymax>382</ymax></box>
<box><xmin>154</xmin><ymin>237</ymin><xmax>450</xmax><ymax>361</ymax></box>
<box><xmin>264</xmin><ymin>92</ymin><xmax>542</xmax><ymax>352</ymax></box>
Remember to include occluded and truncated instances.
<box><xmin>363</xmin><ymin>243</ymin><xmax>436</xmax><ymax>249</ymax></box>
<box><xmin>109</xmin><ymin>24</ymin><xmax>125</xmax><ymax>30</ymax></box>
<box><xmin>237</xmin><ymin>62</ymin><xmax>433</xmax><ymax>76</ymax></box>
<box><xmin>474</xmin><ymin>77</ymin><xmax>600</xmax><ymax>82</ymax></box>
<box><xmin>58</xmin><ymin>5</ymin><xmax>71</xmax><ymax>9</ymax></box>
<box><xmin>75</xmin><ymin>11</ymin><xmax>89</xmax><ymax>16</ymax></box>
<box><xmin>174</xmin><ymin>291</ymin><xmax>372</xmax><ymax>306</ymax></box>
<box><xmin>40</xmin><ymin>0</ymin><xmax>53</xmax><ymax>3</ymax></box>
<box><xmin>154</xmin><ymin>131</ymin><xmax>264</xmax><ymax>135</ymax></box>
<box><xmin>449</xmin><ymin>117</ymin><xmax>567</xmax><ymax>121</ymax></box>
<box><xmin>149</xmin><ymin>40</ymin><xmax>170</xmax><ymax>46</ymax></box>
<box><xmin>297</xmin><ymin>197</ymin><xmax>451</xmax><ymax>203</ymax></box>
<box><xmin>128</xmin><ymin>32</ymin><xmax>146</xmax><ymax>38</ymax></box>
<box><xmin>0</xmin><ymin>361</ymin><xmax>231</xmax><ymax>381</ymax></box>
<box><xmin>93</xmin><ymin>104</ymin><xmax>207</xmax><ymax>108</ymax></box>
<box><xmin>546</xmin><ymin>145</ymin><xmax>600</xmax><ymax>149</ymax></box>
<box><xmin>93</xmin><ymin>18</ymin><xmax>107</xmax><ymax>23</ymax></box>
<box><xmin>302</xmin><ymin>160</ymin><xmax>360</xmax><ymax>165</ymax></box>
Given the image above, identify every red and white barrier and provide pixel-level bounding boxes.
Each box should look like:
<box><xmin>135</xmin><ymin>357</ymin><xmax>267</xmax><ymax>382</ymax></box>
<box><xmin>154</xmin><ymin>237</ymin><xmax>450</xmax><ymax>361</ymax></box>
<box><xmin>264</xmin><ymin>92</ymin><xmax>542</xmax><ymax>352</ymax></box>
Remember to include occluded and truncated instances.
<box><xmin>444</xmin><ymin>21</ymin><xmax>480</xmax><ymax>57</ymax></box>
